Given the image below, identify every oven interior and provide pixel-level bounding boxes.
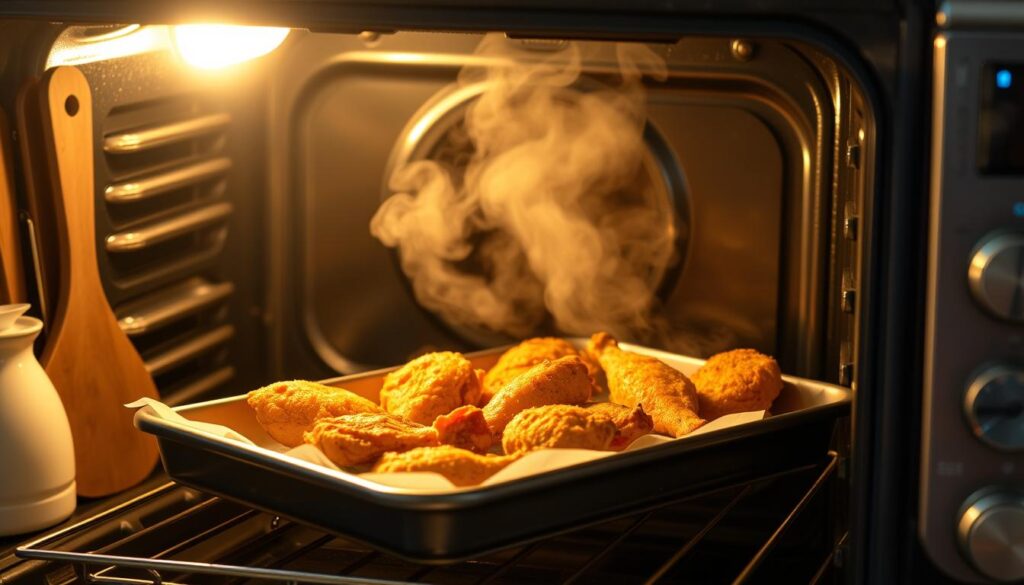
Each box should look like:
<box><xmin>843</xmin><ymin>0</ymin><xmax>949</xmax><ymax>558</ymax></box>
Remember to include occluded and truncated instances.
<box><xmin>2</xmin><ymin>23</ymin><xmax>874</xmax><ymax>393</ymax></box>
<box><xmin>0</xmin><ymin>19</ymin><xmax>875</xmax><ymax>585</ymax></box>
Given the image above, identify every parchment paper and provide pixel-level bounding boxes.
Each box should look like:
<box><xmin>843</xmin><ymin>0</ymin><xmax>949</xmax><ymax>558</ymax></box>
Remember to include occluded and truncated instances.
<box><xmin>128</xmin><ymin>398</ymin><xmax>765</xmax><ymax>493</ymax></box>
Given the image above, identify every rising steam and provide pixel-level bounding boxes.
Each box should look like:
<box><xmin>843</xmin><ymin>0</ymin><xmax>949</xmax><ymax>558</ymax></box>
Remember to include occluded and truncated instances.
<box><xmin>371</xmin><ymin>35</ymin><xmax>681</xmax><ymax>344</ymax></box>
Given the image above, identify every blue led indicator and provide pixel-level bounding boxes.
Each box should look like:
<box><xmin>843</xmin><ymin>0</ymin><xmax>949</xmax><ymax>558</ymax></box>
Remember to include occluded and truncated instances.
<box><xmin>1013</xmin><ymin>202</ymin><xmax>1024</xmax><ymax>217</ymax></box>
<box><xmin>997</xmin><ymin>69</ymin><xmax>1013</xmax><ymax>89</ymax></box>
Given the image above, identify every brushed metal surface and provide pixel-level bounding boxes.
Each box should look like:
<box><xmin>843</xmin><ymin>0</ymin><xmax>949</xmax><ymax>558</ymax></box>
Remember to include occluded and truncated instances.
<box><xmin>958</xmin><ymin>489</ymin><xmax>1024</xmax><ymax>582</ymax></box>
<box><xmin>969</xmin><ymin>232</ymin><xmax>1024</xmax><ymax>322</ymax></box>
<box><xmin>105</xmin><ymin>202</ymin><xmax>232</xmax><ymax>252</ymax></box>
<box><xmin>104</xmin><ymin>157</ymin><xmax>231</xmax><ymax>203</ymax></box>
<box><xmin>116</xmin><ymin>277</ymin><xmax>234</xmax><ymax>336</ymax></box>
<box><xmin>103</xmin><ymin>112</ymin><xmax>231</xmax><ymax>154</ymax></box>
<box><xmin>964</xmin><ymin>365</ymin><xmax>1024</xmax><ymax>451</ymax></box>
<box><xmin>922</xmin><ymin>30</ymin><xmax>1024</xmax><ymax>583</ymax></box>
<box><xmin>143</xmin><ymin>324</ymin><xmax>234</xmax><ymax>377</ymax></box>
<box><xmin>939</xmin><ymin>1</ymin><xmax>1024</xmax><ymax>29</ymax></box>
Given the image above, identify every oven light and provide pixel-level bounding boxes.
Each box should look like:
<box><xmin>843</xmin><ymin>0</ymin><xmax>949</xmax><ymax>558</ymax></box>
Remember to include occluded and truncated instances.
<box><xmin>173</xmin><ymin>24</ymin><xmax>289</xmax><ymax>69</ymax></box>
<box><xmin>997</xmin><ymin>69</ymin><xmax>1013</xmax><ymax>89</ymax></box>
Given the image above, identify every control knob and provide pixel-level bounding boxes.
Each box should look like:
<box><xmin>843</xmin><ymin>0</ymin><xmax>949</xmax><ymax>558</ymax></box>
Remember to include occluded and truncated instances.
<box><xmin>958</xmin><ymin>489</ymin><xmax>1024</xmax><ymax>582</ymax></box>
<box><xmin>969</xmin><ymin>232</ymin><xmax>1024</xmax><ymax>322</ymax></box>
<box><xmin>964</xmin><ymin>365</ymin><xmax>1024</xmax><ymax>451</ymax></box>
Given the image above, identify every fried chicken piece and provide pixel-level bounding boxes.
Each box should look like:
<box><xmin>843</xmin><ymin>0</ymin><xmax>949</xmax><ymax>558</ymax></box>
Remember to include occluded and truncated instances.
<box><xmin>482</xmin><ymin>356</ymin><xmax>593</xmax><ymax>437</ymax></box>
<box><xmin>585</xmin><ymin>333</ymin><xmax>704</xmax><ymax>437</ymax></box>
<box><xmin>304</xmin><ymin>413</ymin><xmax>438</xmax><ymax>468</ymax></box>
<box><xmin>692</xmin><ymin>349</ymin><xmax>783</xmax><ymax>419</ymax></box>
<box><xmin>432</xmin><ymin>405</ymin><xmax>493</xmax><ymax>454</ymax></box>
<box><xmin>501</xmin><ymin>405</ymin><xmax>617</xmax><ymax>454</ymax></box>
<box><xmin>379</xmin><ymin>351</ymin><xmax>483</xmax><ymax>425</ymax></box>
<box><xmin>247</xmin><ymin>380</ymin><xmax>383</xmax><ymax>447</ymax></box>
<box><xmin>583</xmin><ymin>402</ymin><xmax>655</xmax><ymax>450</ymax></box>
<box><xmin>372</xmin><ymin>445</ymin><xmax>520</xmax><ymax>487</ymax></box>
<box><xmin>481</xmin><ymin>338</ymin><xmax>580</xmax><ymax>405</ymax></box>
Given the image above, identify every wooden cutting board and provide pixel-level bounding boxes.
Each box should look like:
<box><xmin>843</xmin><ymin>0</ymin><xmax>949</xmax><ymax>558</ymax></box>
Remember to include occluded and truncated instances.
<box><xmin>35</xmin><ymin>66</ymin><xmax>158</xmax><ymax>497</ymax></box>
<box><xmin>0</xmin><ymin>106</ymin><xmax>26</xmax><ymax>304</ymax></box>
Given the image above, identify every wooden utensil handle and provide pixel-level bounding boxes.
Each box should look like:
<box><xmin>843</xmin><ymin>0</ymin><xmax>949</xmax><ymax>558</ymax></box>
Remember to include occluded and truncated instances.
<box><xmin>39</xmin><ymin>67</ymin><xmax>102</xmax><ymax>296</ymax></box>
<box><xmin>0</xmin><ymin>107</ymin><xmax>26</xmax><ymax>304</ymax></box>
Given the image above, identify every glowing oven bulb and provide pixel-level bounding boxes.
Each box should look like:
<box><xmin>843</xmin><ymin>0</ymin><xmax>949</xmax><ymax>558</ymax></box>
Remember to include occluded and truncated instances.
<box><xmin>173</xmin><ymin>24</ymin><xmax>289</xmax><ymax>69</ymax></box>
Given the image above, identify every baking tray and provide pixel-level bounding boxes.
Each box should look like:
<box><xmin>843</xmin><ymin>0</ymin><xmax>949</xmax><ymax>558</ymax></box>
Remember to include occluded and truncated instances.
<box><xmin>135</xmin><ymin>340</ymin><xmax>850</xmax><ymax>563</ymax></box>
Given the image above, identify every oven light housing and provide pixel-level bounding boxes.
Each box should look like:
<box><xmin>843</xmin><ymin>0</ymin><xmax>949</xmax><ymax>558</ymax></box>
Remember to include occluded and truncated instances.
<box><xmin>173</xmin><ymin>24</ymin><xmax>289</xmax><ymax>69</ymax></box>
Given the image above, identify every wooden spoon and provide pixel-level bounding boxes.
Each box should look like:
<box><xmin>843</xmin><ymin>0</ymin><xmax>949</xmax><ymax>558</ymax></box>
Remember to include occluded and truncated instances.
<box><xmin>36</xmin><ymin>66</ymin><xmax>158</xmax><ymax>497</ymax></box>
<box><xmin>0</xmin><ymin>106</ymin><xmax>26</xmax><ymax>304</ymax></box>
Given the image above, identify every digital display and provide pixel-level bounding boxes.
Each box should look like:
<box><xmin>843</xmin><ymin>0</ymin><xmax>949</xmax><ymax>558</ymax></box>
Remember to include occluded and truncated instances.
<box><xmin>978</xmin><ymin>63</ymin><xmax>1024</xmax><ymax>174</ymax></box>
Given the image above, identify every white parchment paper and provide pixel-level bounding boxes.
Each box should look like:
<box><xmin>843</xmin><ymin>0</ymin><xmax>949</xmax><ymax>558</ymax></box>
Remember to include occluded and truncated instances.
<box><xmin>128</xmin><ymin>398</ymin><xmax>765</xmax><ymax>493</ymax></box>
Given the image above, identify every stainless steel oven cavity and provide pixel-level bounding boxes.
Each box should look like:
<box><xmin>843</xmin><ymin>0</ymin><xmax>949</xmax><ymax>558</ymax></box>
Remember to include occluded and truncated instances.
<box><xmin>265</xmin><ymin>33</ymin><xmax>869</xmax><ymax>382</ymax></box>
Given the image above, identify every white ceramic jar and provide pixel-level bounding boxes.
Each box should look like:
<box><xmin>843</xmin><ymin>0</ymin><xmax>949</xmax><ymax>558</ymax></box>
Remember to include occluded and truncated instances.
<box><xmin>0</xmin><ymin>303</ymin><xmax>75</xmax><ymax>535</ymax></box>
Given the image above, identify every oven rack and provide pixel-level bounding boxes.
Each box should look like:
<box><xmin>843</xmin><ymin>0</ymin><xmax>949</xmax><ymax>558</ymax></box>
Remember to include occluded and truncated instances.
<box><xmin>16</xmin><ymin>452</ymin><xmax>841</xmax><ymax>585</ymax></box>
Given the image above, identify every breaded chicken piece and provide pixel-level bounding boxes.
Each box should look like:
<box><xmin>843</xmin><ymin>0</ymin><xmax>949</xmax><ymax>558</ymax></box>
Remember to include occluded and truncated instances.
<box><xmin>482</xmin><ymin>355</ymin><xmax>593</xmax><ymax>437</ymax></box>
<box><xmin>692</xmin><ymin>349</ymin><xmax>783</xmax><ymax>419</ymax></box>
<box><xmin>372</xmin><ymin>445</ymin><xmax>520</xmax><ymax>487</ymax></box>
<box><xmin>247</xmin><ymin>380</ymin><xmax>382</xmax><ymax>447</ymax></box>
<box><xmin>481</xmin><ymin>338</ymin><xmax>580</xmax><ymax>405</ymax></box>
<box><xmin>379</xmin><ymin>351</ymin><xmax>483</xmax><ymax>425</ymax></box>
<box><xmin>586</xmin><ymin>333</ymin><xmax>704</xmax><ymax>437</ymax></box>
<box><xmin>303</xmin><ymin>413</ymin><xmax>438</xmax><ymax>468</ymax></box>
<box><xmin>501</xmin><ymin>405</ymin><xmax>617</xmax><ymax>454</ymax></box>
<box><xmin>432</xmin><ymin>405</ymin><xmax>493</xmax><ymax>454</ymax></box>
<box><xmin>583</xmin><ymin>402</ymin><xmax>655</xmax><ymax>449</ymax></box>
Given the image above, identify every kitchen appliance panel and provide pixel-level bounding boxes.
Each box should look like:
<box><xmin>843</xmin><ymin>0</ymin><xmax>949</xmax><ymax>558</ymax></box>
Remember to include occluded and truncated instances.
<box><xmin>923</xmin><ymin>30</ymin><xmax>1024</xmax><ymax>584</ymax></box>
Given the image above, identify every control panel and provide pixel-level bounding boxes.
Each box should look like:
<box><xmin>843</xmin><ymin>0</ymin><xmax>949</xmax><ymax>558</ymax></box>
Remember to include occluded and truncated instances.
<box><xmin>924</xmin><ymin>32</ymin><xmax>1024</xmax><ymax>583</ymax></box>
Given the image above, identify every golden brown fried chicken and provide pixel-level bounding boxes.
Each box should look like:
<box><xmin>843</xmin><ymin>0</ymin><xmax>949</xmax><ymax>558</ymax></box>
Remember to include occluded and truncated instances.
<box><xmin>481</xmin><ymin>338</ymin><xmax>580</xmax><ymax>405</ymax></box>
<box><xmin>583</xmin><ymin>402</ymin><xmax>654</xmax><ymax>450</ymax></box>
<box><xmin>432</xmin><ymin>405</ymin><xmax>493</xmax><ymax>454</ymax></box>
<box><xmin>501</xmin><ymin>405</ymin><xmax>617</xmax><ymax>454</ymax></box>
<box><xmin>692</xmin><ymin>349</ymin><xmax>783</xmax><ymax>419</ymax></box>
<box><xmin>246</xmin><ymin>380</ymin><xmax>383</xmax><ymax>447</ymax></box>
<box><xmin>482</xmin><ymin>355</ymin><xmax>593</xmax><ymax>437</ymax></box>
<box><xmin>379</xmin><ymin>351</ymin><xmax>483</xmax><ymax>425</ymax></box>
<box><xmin>372</xmin><ymin>445</ymin><xmax>520</xmax><ymax>487</ymax></box>
<box><xmin>303</xmin><ymin>413</ymin><xmax>438</xmax><ymax>468</ymax></box>
<box><xmin>586</xmin><ymin>333</ymin><xmax>704</xmax><ymax>437</ymax></box>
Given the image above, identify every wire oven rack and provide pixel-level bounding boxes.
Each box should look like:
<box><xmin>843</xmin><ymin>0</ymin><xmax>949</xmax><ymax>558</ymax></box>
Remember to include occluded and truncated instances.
<box><xmin>16</xmin><ymin>452</ymin><xmax>842</xmax><ymax>585</ymax></box>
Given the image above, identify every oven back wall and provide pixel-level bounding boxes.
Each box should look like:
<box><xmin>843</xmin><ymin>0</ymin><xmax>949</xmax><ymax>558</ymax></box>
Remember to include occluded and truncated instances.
<box><xmin>269</xmin><ymin>31</ymin><xmax>832</xmax><ymax>378</ymax></box>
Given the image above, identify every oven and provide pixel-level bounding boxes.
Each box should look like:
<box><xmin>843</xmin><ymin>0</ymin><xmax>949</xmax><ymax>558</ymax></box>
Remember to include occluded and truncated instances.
<box><xmin>0</xmin><ymin>0</ymin><xmax>1018</xmax><ymax>583</ymax></box>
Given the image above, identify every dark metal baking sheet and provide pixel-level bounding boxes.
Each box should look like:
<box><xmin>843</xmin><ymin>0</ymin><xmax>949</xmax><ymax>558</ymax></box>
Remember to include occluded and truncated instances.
<box><xmin>135</xmin><ymin>340</ymin><xmax>850</xmax><ymax>562</ymax></box>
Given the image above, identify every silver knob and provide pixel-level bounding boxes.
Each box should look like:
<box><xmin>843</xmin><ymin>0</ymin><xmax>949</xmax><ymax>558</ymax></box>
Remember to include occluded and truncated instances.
<box><xmin>958</xmin><ymin>490</ymin><xmax>1024</xmax><ymax>582</ymax></box>
<box><xmin>969</xmin><ymin>232</ymin><xmax>1024</xmax><ymax>322</ymax></box>
<box><xmin>964</xmin><ymin>365</ymin><xmax>1024</xmax><ymax>451</ymax></box>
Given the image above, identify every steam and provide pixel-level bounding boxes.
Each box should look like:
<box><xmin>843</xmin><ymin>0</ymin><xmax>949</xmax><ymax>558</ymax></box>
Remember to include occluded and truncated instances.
<box><xmin>371</xmin><ymin>35</ymin><xmax>680</xmax><ymax>344</ymax></box>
